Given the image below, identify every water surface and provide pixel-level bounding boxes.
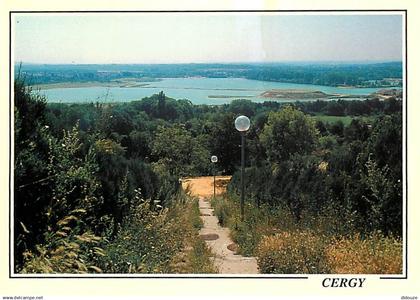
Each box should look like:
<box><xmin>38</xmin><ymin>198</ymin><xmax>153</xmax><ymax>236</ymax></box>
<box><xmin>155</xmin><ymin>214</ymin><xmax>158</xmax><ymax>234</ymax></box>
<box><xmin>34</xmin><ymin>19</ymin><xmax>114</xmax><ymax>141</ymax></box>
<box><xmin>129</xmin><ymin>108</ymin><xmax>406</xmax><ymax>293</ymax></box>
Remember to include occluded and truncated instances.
<box><xmin>39</xmin><ymin>77</ymin><xmax>387</xmax><ymax>104</ymax></box>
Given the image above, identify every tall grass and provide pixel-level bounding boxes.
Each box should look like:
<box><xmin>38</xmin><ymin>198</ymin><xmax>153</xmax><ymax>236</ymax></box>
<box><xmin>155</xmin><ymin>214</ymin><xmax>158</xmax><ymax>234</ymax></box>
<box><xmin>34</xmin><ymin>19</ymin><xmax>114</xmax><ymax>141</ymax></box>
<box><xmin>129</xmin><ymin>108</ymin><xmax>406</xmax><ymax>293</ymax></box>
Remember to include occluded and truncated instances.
<box><xmin>212</xmin><ymin>195</ymin><xmax>402</xmax><ymax>274</ymax></box>
<box><xmin>22</xmin><ymin>190</ymin><xmax>217</xmax><ymax>274</ymax></box>
<box><xmin>257</xmin><ymin>230</ymin><xmax>331</xmax><ymax>274</ymax></box>
<box><xmin>212</xmin><ymin>195</ymin><xmax>297</xmax><ymax>256</ymax></box>
<box><xmin>326</xmin><ymin>232</ymin><xmax>402</xmax><ymax>274</ymax></box>
<box><xmin>170</xmin><ymin>195</ymin><xmax>218</xmax><ymax>273</ymax></box>
<box><xmin>21</xmin><ymin>210</ymin><xmax>105</xmax><ymax>274</ymax></box>
<box><xmin>98</xmin><ymin>192</ymin><xmax>216</xmax><ymax>273</ymax></box>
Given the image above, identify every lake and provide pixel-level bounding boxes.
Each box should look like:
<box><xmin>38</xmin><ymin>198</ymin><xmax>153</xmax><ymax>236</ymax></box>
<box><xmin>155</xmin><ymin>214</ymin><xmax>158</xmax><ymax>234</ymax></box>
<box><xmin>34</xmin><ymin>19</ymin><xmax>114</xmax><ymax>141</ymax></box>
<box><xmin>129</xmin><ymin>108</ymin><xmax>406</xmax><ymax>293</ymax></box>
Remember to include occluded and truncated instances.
<box><xmin>38</xmin><ymin>77</ymin><xmax>387</xmax><ymax>105</ymax></box>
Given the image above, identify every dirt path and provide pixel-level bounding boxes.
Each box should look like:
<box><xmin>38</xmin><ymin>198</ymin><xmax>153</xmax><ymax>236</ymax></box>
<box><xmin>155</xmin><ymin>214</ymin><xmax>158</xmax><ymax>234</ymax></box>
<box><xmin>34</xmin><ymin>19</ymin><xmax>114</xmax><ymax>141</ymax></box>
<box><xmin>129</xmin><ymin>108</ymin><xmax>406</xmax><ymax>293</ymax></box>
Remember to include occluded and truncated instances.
<box><xmin>182</xmin><ymin>176</ymin><xmax>259</xmax><ymax>274</ymax></box>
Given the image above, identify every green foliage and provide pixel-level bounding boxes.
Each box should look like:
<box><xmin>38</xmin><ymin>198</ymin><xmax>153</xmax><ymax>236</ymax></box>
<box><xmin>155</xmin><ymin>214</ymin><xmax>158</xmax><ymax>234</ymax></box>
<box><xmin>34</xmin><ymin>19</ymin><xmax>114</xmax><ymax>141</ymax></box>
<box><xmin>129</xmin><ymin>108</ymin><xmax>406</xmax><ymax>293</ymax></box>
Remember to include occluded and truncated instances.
<box><xmin>364</xmin><ymin>113</ymin><xmax>402</xmax><ymax>176</ymax></box>
<box><xmin>325</xmin><ymin>101</ymin><xmax>346</xmax><ymax>116</ymax></box>
<box><xmin>95</xmin><ymin>138</ymin><xmax>125</xmax><ymax>155</ymax></box>
<box><xmin>151</xmin><ymin>125</ymin><xmax>211</xmax><ymax>177</ymax></box>
<box><xmin>228</xmin><ymin>99</ymin><xmax>257</xmax><ymax>117</ymax></box>
<box><xmin>212</xmin><ymin>196</ymin><xmax>234</xmax><ymax>227</ymax></box>
<box><xmin>14</xmin><ymin>78</ymin><xmax>52</xmax><ymax>267</ymax></box>
<box><xmin>46</xmin><ymin>124</ymin><xmax>103</xmax><ymax>226</ymax></box>
<box><xmin>228</xmin><ymin>104</ymin><xmax>401</xmax><ymax>235</ymax></box>
<box><xmin>360</xmin><ymin>156</ymin><xmax>401</xmax><ymax>234</ymax></box>
<box><xmin>312</xmin><ymin>115</ymin><xmax>353</xmax><ymax>126</ymax></box>
<box><xmin>99</xmin><ymin>193</ymin><xmax>216</xmax><ymax>273</ymax></box>
<box><xmin>208</xmin><ymin>113</ymin><xmax>241</xmax><ymax>174</ymax></box>
<box><xmin>213</xmin><ymin>196</ymin><xmax>287</xmax><ymax>257</ymax></box>
<box><xmin>131</xmin><ymin>92</ymin><xmax>194</xmax><ymax>121</ymax></box>
<box><xmin>260</xmin><ymin>106</ymin><xmax>319</xmax><ymax>164</ymax></box>
<box><xmin>98</xmin><ymin>191</ymin><xmax>183</xmax><ymax>273</ymax></box>
<box><xmin>19</xmin><ymin>124</ymin><xmax>105</xmax><ymax>273</ymax></box>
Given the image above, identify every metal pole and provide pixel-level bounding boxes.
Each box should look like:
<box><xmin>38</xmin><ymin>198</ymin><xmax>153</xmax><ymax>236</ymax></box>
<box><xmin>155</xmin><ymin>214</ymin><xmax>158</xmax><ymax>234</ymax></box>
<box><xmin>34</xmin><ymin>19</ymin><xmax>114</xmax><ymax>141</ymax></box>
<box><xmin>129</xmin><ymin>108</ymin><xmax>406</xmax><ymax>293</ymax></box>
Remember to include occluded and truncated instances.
<box><xmin>240</xmin><ymin>132</ymin><xmax>245</xmax><ymax>221</ymax></box>
<box><xmin>213</xmin><ymin>168</ymin><xmax>216</xmax><ymax>199</ymax></box>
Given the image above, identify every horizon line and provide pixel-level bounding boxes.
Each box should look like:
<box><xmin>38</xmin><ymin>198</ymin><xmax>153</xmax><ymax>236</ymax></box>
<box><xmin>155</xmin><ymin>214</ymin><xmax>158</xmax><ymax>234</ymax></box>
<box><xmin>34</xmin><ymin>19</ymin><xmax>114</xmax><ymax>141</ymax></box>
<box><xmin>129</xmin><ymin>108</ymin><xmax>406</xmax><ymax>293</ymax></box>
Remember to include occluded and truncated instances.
<box><xmin>15</xmin><ymin>60</ymin><xmax>403</xmax><ymax>66</ymax></box>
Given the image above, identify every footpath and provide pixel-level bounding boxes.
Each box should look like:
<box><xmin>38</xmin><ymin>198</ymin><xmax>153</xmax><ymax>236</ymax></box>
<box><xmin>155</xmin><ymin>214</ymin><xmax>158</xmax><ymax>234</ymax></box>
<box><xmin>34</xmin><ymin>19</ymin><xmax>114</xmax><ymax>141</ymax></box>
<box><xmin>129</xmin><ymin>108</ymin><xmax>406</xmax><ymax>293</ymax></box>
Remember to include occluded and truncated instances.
<box><xmin>182</xmin><ymin>176</ymin><xmax>259</xmax><ymax>274</ymax></box>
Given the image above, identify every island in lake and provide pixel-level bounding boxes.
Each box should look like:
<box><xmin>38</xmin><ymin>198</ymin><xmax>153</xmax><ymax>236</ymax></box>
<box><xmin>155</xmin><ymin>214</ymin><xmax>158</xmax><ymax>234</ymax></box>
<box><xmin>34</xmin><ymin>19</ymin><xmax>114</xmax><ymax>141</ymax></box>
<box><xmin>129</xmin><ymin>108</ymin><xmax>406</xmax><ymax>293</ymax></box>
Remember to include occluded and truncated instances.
<box><xmin>260</xmin><ymin>89</ymin><xmax>333</xmax><ymax>100</ymax></box>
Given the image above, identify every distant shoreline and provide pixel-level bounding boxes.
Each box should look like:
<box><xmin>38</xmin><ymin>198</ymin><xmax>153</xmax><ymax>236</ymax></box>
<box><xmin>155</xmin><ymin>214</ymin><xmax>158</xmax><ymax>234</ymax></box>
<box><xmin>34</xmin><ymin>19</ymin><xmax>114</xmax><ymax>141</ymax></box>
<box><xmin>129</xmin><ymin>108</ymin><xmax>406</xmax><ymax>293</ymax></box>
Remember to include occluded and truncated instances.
<box><xmin>31</xmin><ymin>77</ymin><xmax>402</xmax><ymax>105</ymax></box>
<box><xmin>32</xmin><ymin>81</ymin><xmax>154</xmax><ymax>90</ymax></box>
<box><xmin>31</xmin><ymin>77</ymin><xmax>402</xmax><ymax>91</ymax></box>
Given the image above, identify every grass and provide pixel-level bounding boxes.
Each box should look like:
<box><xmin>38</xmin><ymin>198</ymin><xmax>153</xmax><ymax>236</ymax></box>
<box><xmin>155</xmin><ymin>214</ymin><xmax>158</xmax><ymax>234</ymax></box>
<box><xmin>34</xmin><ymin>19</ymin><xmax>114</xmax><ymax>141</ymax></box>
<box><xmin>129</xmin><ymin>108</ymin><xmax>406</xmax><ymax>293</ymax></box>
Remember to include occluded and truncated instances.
<box><xmin>311</xmin><ymin>114</ymin><xmax>377</xmax><ymax>126</ymax></box>
<box><xmin>257</xmin><ymin>230</ymin><xmax>331</xmax><ymax>274</ymax></box>
<box><xmin>170</xmin><ymin>196</ymin><xmax>218</xmax><ymax>273</ymax></box>
<box><xmin>22</xmin><ymin>191</ymin><xmax>218</xmax><ymax>274</ymax></box>
<box><xmin>212</xmin><ymin>194</ymin><xmax>402</xmax><ymax>274</ymax></box>
<box><xmin>171</xmin><ymin>235</ymin><xmax>217</xmax><ymax>273</ymax></box>
<box><xmin>326</xmin><ymin>232</ymin><xmax>402</xmax><ymax>274</ymax></box>
<box><xmin>212</xmin><ymin>195</ymin><xmax>285</xmax><ymax>257</ymax></box>
<box><xmin>110</xmin><ymin>193</ymin><xmax>217</xmax><ymax>274</ymax></box>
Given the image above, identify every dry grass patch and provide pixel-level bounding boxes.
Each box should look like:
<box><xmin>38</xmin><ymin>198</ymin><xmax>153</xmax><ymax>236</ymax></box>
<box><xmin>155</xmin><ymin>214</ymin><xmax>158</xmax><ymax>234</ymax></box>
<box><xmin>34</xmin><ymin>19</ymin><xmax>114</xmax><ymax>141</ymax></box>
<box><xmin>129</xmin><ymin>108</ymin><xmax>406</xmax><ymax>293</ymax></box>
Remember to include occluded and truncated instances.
<box><xmin>326</xmin><ymin>232</ymin><xmax>402</xmax><ymax>274</ymax></box>
<box><xmin>256</xmin><ymin>230</ymin><xmax>330</xmax><ymax>274</ymax></box>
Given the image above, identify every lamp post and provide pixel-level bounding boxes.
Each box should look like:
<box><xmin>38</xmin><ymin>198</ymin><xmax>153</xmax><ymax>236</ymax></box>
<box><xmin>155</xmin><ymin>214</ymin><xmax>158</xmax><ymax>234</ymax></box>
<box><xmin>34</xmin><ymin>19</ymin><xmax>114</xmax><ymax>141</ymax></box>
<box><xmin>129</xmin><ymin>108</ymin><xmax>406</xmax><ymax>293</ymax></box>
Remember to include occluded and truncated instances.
<box><xmin>211</xmin><ymin>155</ymin><xmax>218</xmax><ymax>199</ymax></box>
<box><xmin>234</xmin><ymin>115</ymin><xmax>250</xmax><ymax>222</ymax></box>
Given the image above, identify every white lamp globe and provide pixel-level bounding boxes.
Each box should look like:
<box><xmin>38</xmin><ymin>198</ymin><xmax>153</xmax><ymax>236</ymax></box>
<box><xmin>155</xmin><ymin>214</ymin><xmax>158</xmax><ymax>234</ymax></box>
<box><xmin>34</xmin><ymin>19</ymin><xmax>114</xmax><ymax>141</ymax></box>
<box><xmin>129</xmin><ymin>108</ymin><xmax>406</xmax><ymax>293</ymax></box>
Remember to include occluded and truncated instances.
<box><xmin>211</xmin><ymin>155</ymin><xmax>218</xmax><ymax>163</ymax></box>
<box><xmin>235</xmin><ymin>115</ymin><xmax>250</xmax><ymax>132</ymax></box>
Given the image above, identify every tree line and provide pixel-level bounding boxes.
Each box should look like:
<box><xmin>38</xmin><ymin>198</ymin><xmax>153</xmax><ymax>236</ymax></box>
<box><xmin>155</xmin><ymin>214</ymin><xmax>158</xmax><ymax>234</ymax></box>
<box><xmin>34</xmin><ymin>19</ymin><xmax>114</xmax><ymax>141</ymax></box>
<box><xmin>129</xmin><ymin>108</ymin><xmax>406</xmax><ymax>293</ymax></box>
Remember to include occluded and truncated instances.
<box><xmin>19</xmin><ymin>62</ymin><xmax>402</xmax><ymax>87</ymax></box>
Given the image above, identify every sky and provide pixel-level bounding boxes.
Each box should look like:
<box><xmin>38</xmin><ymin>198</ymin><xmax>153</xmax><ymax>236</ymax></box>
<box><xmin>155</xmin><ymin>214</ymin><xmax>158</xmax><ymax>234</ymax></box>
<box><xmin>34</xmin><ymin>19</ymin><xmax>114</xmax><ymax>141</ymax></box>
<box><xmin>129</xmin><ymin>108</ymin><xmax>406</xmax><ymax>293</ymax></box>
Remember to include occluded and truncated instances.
<box><xmin>13</xmin><ymin>13</ymin><xmax>403</xmax><ymax>64</ymax></box>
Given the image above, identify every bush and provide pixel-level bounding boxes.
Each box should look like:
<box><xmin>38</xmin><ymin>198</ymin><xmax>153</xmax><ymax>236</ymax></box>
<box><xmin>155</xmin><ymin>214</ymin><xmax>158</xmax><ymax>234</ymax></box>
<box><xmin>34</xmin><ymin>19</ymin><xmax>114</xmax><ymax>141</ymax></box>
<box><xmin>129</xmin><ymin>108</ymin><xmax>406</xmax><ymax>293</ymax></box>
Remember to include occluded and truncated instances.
<box><xmin>256</xmin><ymin>230</ymin><xmax>331</xmax><ymax>274</ymax></box>
<box><xmin>326</xmin><ymin>232</ymin><xmax>402</xmax><ymax>274</ymax></box>
<box><xmin>99</xmin><ymin>191</ymin><xmax>184</xmax><ymax>273</ymax></box>
<box><xmin>99</xmin><ymin>193</ymin><xmax>216</xmax><ymax>273</ymax></box>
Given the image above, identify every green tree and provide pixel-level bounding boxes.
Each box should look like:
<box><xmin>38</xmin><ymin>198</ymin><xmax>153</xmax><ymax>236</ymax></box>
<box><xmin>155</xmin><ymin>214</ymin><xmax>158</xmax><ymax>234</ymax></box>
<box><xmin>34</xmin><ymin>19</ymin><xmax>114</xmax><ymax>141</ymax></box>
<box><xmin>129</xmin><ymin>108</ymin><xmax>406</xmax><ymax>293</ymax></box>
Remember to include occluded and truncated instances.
<box><xmin>360</xmin><ymin>156</ymin><xmax>401</xmax><ymax>234</ymax></box>
<box><xmin>260</xmin><ymin>106</ymin><xmax>319</xmax><ymax>164</ymax></box>
<box><xmin>208</xmin><ymin>113</ymin><xmax>241</xmax><ymax>174</ymax></box>
<box><xmin>151</xmin><ymin>125</ymin><xmax>210</xmax><ymax>177</ymax></box>
<box><xmin>228</xmin><ymin>99</ymin><xmax>256</xmax><ymax>117</ymax></box>
<box><xmin>325</xmin><ymin>101</ymin><xmax>345</xmax><ymax>116</ymax></box>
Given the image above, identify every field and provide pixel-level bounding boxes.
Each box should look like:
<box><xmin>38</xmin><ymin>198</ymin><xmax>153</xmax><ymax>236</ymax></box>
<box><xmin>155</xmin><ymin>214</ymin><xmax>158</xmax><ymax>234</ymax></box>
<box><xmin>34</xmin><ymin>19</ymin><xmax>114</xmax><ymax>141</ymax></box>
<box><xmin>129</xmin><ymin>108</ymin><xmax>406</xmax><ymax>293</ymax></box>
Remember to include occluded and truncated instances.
<box><xmin>311</xmin><ymin>114</ymin><xmax>377</xmax><ymax>126</ymax></box>
<box><xmin>311</xmin><ymin>115</ymin><xmax>353</xmax><ymax>125</ymax></box>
